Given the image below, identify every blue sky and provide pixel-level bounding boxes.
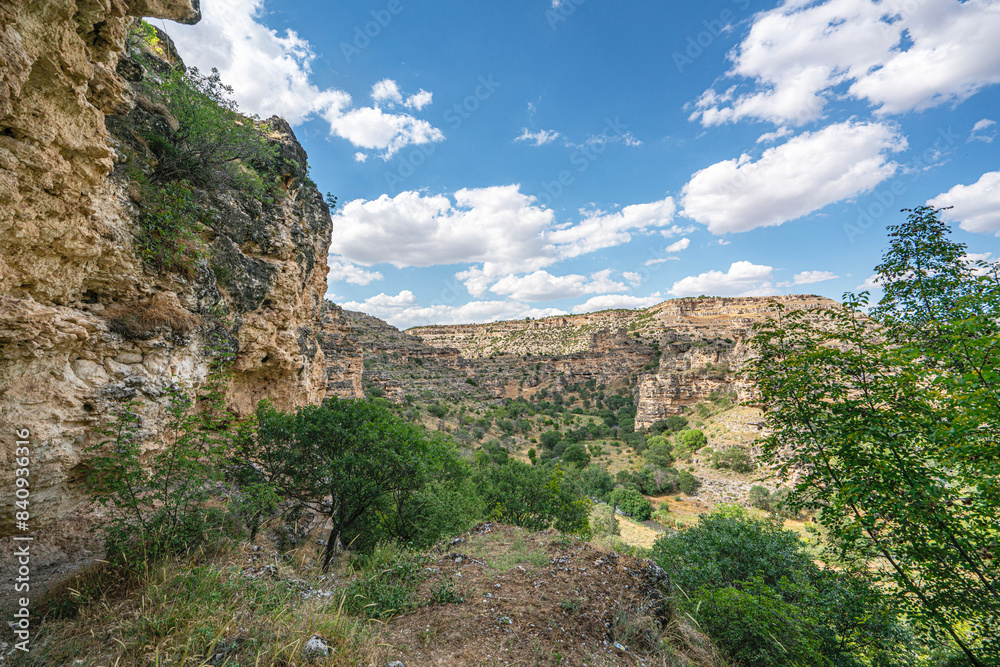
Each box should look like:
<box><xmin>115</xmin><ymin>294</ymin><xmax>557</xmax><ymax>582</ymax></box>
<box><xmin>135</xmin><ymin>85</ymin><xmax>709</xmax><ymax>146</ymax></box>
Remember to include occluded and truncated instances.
<box><xmin>163</xmin><ymin>0</ymin><xmax>1000</xmax><ymax>329</ymax></box>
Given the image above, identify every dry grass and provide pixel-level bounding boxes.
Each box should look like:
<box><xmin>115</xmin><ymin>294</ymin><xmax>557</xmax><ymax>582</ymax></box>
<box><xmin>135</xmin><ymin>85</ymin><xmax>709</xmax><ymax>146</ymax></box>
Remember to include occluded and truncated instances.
<box><xmin>14</xmin><ymin>526</ymin><xmax>730</xmax><ymax>666</ymax></box>
<box><xmin>616</xmin><ymin>516</ymin><xmax>662</xmax><ymax>549</ymax></box>
<box><xmin>12</xmin><ymin>543</ymin><xmax>379</xmax><ymax>667</ymax></box>
<box><xmin>105</xmin><ymin>293</ymin><xmax>199</xmax><ymax>340</ymax></box>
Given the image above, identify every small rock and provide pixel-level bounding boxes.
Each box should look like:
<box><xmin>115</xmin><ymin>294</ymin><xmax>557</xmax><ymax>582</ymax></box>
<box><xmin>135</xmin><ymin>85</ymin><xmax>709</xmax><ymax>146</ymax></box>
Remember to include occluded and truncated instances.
<box><xmin>386</xmin><ymin>662</ymin><xmax>405</xmax><ymax>667</ymax></box>
<box><xmin>302</xmin><ymin>635</ymin><xmax>330</xmax><ymax>658</ymax></box>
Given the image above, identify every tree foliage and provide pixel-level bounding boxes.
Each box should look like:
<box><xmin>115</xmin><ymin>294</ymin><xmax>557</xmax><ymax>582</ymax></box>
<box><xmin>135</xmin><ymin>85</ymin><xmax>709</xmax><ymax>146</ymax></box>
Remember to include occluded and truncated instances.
<box><xmin>233</xmin><ymin>398</ymin><xmax>471</xmax><ymax>571</ymax></box>
<box><xmin>651</xmin><ymin>506</ymin><xmax>916</xmax><ymax>667</ymax></box>
<box><xmin>747</xmin><ymin>207</ymin><xmax>1000</xmax><ymax>664</ymax></box>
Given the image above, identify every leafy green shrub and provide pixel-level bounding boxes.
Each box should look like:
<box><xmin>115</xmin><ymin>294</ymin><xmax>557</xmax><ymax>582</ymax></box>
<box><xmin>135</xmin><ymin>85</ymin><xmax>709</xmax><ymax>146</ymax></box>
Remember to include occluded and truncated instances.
<box><xmin>644</xmin><ymin>436</ymin><xmax>674</xmax><ymax>467</ymax></box>
<box><xmin>427</xmin><ymin>403</ymin><xmax>447</xmax><ymax>418</ymax></box>
<box><xmin>711</xmin><ymin>447</ymin><xmax>754</xmax><ymax>473</ymax></box>
<box><xmin>610</xmin><ymin>487</ymin><xmax>652</xmax><ymax>521</ymax></box>
<box><xmin>678</xmin><ymin>470</ymin><xmax>699</xmax><ymax>496</ymax></box>
<box><xmin>651</xmin><ymin>415</ymin><xmax>688</xmax><ymax>434</ymax></box>
<box><xmin>561</xmin><ymin>443</ymin><xmax>591</xmax><ymax>467</ymax></box>
<box><xmin>134</xmin><ymin>180</ymin><xmax>209</xmax><ymax>277</ymax></box>
<box><xmin>475</xmin><ymin>460</ymin><xmax>590</xmax><ymax>535</ymax></box>
<box><xmin>650</xmin><ymin>506</ymin><xmax>916</xmax><ymax>667</ymax></box>
<box><xmin>589</xmin><ymin>503</ymin><xmax>620</xmax><ymax>537</ymax></box>
<box><xmin>86</xmin><ymin>367</ymin><xmax>230</xmax><ymax>565</ymax></box>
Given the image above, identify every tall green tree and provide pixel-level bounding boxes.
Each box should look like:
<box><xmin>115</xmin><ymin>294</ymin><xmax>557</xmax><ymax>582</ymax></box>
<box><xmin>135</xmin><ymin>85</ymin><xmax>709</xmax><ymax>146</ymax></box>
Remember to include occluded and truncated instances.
<box><xmin>237</xmin><ymin>398</ymin><xmax>438</xmax><ymax>572</ymax></box>
<box><xmin>747</xmin><ymin>207</ymin><xmax>1000</xmax><ymax>665</ymax></box>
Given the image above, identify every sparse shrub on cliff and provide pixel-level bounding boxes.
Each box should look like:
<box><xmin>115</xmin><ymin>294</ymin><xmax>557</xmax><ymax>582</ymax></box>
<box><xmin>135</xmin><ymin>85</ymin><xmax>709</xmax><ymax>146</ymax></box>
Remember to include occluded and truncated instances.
<box><xmin>132</xmin><ymin>179</ymin><xmax>211</xmax><ymax>277</ymax></box>
<box><xmin>711</xmin><ymin>446</ymin><xmax>754</xmax><ymax>473</ymax></box>
<box><xmin>105</xmin><ymin>293</ymin><xmax>198</xmax><ymax>340</ymax></box>
<box><xmin>86</xmin><ymin>387</ymin><xmax>229</xmax><ymax>565</ymax></box>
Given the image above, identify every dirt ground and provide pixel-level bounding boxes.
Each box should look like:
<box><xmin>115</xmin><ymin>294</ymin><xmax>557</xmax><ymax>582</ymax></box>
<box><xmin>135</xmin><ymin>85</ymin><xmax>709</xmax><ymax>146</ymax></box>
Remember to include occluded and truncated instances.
<box><xmin>373</xmin><ymin>523</ymin><xmax>692</xmax><ymax>666</ymax></box>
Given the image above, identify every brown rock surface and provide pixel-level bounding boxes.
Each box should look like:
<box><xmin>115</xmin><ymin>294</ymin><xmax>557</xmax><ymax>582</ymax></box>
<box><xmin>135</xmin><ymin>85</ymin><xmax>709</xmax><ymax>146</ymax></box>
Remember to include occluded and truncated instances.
<box><xmin>0</xmin><ymin>3</ymin><xmax>330</xmax><ymax>548</ymax></box>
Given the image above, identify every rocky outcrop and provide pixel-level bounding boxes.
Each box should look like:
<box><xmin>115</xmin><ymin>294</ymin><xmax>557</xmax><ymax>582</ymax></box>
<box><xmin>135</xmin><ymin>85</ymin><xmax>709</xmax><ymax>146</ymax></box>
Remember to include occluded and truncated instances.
<box><xmin>0</xmin><ymin>4</ymin><xmax>331</xmax><ymax>537</ymax></box>
<box><xmin>409</xmin><ymin>295</ymin><xmax>833</xmax><ymax>358</ymax></box>
<box><xmin>633</xmin><ymin>334</ymin><xmax>752</xmax><ymax>429</ymax></box>
<box><xmin>406</xmin><ymin>296</ymin><xmax>836</xmax><ymax>423</ymax></box>
<box><xmin>317</xmin><ymin>302</ymin><xmax>364</xmax><ymax>400</ymax></box>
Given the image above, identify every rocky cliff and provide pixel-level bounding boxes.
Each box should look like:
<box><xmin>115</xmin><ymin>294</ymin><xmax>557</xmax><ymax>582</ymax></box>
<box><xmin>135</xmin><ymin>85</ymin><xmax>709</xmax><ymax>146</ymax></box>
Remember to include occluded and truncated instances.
<box><xmin>0</xmin><ymin>1</ymin><xmax>331</xmax><ymax>545</ymax></box>
<box><xmin>406</xmin><ymin>295</ymin><xmax>835</xmax><ymax>425</ymax></box>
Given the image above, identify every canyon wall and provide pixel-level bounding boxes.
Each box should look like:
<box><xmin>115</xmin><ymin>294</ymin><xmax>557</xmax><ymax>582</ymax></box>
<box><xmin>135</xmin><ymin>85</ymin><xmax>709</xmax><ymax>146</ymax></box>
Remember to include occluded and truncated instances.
<box><xmin>0</xmin><ymin>3</ymin><xmax>331</xmax><ymax>539</ymax></box>
<box><xmin>332</xmin><ymin>296</ymin><xmax>834</xmax><ymax>424</ymax></box>
<box><xmin>405</xmin><ymin>296</ymin><xmax>835</xmax><ymax>425</ymax></box>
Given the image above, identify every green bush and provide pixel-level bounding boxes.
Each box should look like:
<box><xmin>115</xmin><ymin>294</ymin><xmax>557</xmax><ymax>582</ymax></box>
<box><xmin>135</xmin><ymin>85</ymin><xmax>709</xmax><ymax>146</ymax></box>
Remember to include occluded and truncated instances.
<box><xmin>561</xmin><ymin>443</ymin><xmax>591</xmax><ymax>467</ymax></box>
<box><xmin>711</xmin><ymin>447</ymin><xmax>754</xmax><ymax>473</ymax></box>
<box><xmin>644</xmin><ymin>437</ymin><xmax>674</xmax><ymax>467</ymax></box>
<box><xmin>610</xmin><ymin>487</ymin><xmax>652</xmax><ymax>521</ymax></box>
<box><xmin>678</xmin><ymin>470</ymin><xmax>699</xmax><ymax>495</ymax></box>
<box><xmin>134</xmin><ymin>180</ymin><xmax>209</xmax><ymax>277</ymax></box>
<box><xmin>475</xmin><ymin>460</ymin><xmax>590</xmax><ymax>535</ymax></box>
<box><xmin>589</xmin><ymin>503</ymin><xmax>620</xmax><ymax>537</ymax></box>
<box><xmin>650</xmin><ymin>415</ymin><xmax>688</xmax><ymax>434</ymax></box>
<box><xmin>650</xmin><ymin>506</ymin><xmax>916</xmax><ymax>667</ymax></box>
<box><xmin>86</xmin><ymin>351</ymin><xmax>233</xmax><ymax>565</ymax></box>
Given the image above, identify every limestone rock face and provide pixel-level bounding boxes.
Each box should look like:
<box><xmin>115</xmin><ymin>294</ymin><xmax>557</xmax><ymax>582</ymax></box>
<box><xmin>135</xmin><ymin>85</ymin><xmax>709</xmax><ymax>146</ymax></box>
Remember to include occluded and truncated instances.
<box><xmin>405</xmin><ymin>296</ymin><xmax>835</xmax><ymax>422</ymax></box>
<box><xmin>317</xmin><ymin>302</ymin><xmax>364</xmax><ymax>400</ymax></box>
<box><xmin>0</xmin><ymin>3</ymin><xmax>330</xmax><ymax>535</ymax></box>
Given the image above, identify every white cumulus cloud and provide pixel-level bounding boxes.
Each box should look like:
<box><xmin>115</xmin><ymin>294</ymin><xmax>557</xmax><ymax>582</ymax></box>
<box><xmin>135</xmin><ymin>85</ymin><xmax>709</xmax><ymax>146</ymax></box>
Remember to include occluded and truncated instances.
<box><xmin>681</xmin><ymin>121</ymin><xmax>906</xmax><ymax>233</ymax></box>
<box><xmin>690</xmin><ymin>0</ymin><xmax>1000</xmax><ymax>127</ymax></box>
<box><xmin>928</xmin><ymin>171</ymin><xmax>1000</xmax><ymax>236</ymax></box>
<box><xmin>327</xmin><ymin>257</ymin><xmax>383</xmax><ymax>285</ymax></box>
<box><xmin>341</xmin><ymin>292</ymin><xmax>565</xmax><ymax>329</ymax></box>
<box><xmin>405</xmin><ymin>90</ymin><xmax>434</xmax><ymax>111</ymax></box>
<box><xmin>665</xmin><ymin>238</ymin><xmax>691</xmax><ymax>253</ymax></box>
<box><xmin>777</xmin><ymin>270</ymin><xmax>839</xmax><ymax>288</ymax></box>
<box><xmin>488</xmin><ymin>269</ymin><xmax>626</xmax><ymax>302</ymax></box>
<box><xmin>163</xmin><ymin>0</ymin><xmax>443</xmax><ymax>159</ymax></box>
<box><xmin>570</xmin><ymin>294</ymin><xmax>665</xmax><ymax>314</ymax></box>
<box><xmin>669</xmin><ymin>261</ymin><xmax>778</xmax><ymax>297</ymax></box>
<box><xmin>969</xmin><ymin>118</ymin><xmax>997</xmax><ymax>143</ymax></box>
<box><xmin>331</xmin><ymin>186</ymin><xmax>678</xmax><ymax>296</ymax></box>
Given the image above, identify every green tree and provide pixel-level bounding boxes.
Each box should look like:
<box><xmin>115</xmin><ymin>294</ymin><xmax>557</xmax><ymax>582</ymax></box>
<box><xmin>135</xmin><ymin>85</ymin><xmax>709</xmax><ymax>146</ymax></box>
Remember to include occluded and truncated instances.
<box><xmin>711</xmin><ymin>446</ymin><xmax>754</xmax><ymax>473</ymax></box>
<box><xmin>589</xmin><ymin>503</ymin><xmax>620</xmax><ymax>537</ymax></box>
<box><xmin>651</xmin><ymin>506</ymin><xmax>915</xmax><ymax>667</ymax></box>
<box><xmin>237</xmin><ymin>398</ymin><xmax>438</xmax><ymax>572</ymax></box>
<box><xmin>747</xmin><ymin>207</ymin><xmax>1000</xmax><ymax>665</ymax></box>
<box><xmin>561</xmin><ymin>443</ymin><xmax>591</xmax><ymax>467</ymax></box>
<box><xmin>610</xmin><ymin>487</ymin><xmax>652</xmax><ymax>521</ymax></box>
<box><xmin>476</xmin><ymin>460</ymin><xmax>590</xmax><ymax>535</ymax></box>
<box><xmin>86</xmin><ymin>347</ymin><xmax>233</xmax><ymax>564</ymax></box>
<box><xmin>644</xmin><ymin>436</ymin><xmax>675</xmax><ymax>467</ymax></box>
<box><xmin>678</xmin><ymin>470</ymin><xmax>699</xmax><ymax>496</ymax></box>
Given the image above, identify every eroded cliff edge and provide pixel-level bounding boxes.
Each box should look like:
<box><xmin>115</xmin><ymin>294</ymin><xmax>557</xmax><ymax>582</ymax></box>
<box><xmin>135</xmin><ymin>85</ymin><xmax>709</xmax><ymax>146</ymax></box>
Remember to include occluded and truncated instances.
<box><xmin>0</xmin><ymin>0</ymin><xmax>332</xmax><ymax>544</ymax></box>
